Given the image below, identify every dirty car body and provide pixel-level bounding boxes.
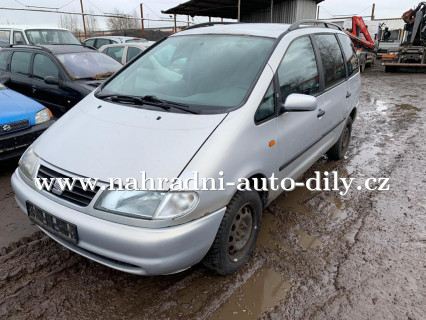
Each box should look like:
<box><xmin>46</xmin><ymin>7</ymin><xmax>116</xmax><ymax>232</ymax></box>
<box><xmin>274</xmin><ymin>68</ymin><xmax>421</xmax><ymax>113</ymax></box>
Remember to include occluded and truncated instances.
<box><xmin>11</xmin><ymin>22</ymin><xmax>361</xmax><ymax>275</ymax></box>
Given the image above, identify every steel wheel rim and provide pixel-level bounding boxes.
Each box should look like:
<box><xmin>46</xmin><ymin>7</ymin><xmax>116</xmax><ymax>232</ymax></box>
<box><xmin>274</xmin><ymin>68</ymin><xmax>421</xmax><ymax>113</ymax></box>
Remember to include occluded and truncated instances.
<box><xmin>228</xmin><ymin>203</ymin><xmax>255</xmax><ymax>261</ymax></box>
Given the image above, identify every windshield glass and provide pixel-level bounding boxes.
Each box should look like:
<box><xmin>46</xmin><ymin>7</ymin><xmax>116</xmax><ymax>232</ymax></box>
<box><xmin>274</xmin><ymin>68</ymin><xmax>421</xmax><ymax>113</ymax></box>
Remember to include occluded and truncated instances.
<box><xmin>25</xmin><ymin>29</ymin><xmax>80</xmax><ymax>45</ymax></box>
<box><xmin>100</xmin><ymin>35</ymin><xmax>275</xmax><ymax>110</ymax></box>
<box><xmin>56</xmin><ymin>52</ymin><xmax>122</xmax><ymax>80</ymax></box>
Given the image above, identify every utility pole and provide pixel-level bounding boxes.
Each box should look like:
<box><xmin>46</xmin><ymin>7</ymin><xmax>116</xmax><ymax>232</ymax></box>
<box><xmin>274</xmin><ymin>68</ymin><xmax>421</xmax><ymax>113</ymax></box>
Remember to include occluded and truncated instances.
<box><xmin>317</xmin><ymin>5</ymin><xmax>320</xmax><ymax>19</ymax></box>
<box><xmin>174</xmin><ymin>14</ymin><xmax>177</xmax><ymax>33</ymax></box>
<box><xmin>238</xmin><ymin>0</ymin><xmax>241</xmax><ymax>22</ymax></box>
<box><xmin>270</xmin><ymin>0</ymin><xmax>273</xmax><ymax>23</ymax></box>
<box><xmin>140</xmin><ymin>3</ymin><xmax>145</xmax><ymax>38</ymax></box>
<box><xmin>187</xmin><ymin>15</ymin><xmax>190</xmax><ymax>27</ymax></box>
<box><xmin>371</xmin><ymin>3</ymin><xmax>376</xmax><ymax>20</ymax></box>
<box><xmin>80</xmin><ymin>0</ymin><xmax>87</xmax><ymax>39</ymax></box>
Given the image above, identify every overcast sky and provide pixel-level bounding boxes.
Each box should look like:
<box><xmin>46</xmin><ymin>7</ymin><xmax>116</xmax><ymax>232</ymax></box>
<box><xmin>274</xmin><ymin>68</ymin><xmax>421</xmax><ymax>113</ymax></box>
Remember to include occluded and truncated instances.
<box><xmin>0</xmin><ymin>0</ymin><xmax>417</xmax><ymax>29</ymax></box>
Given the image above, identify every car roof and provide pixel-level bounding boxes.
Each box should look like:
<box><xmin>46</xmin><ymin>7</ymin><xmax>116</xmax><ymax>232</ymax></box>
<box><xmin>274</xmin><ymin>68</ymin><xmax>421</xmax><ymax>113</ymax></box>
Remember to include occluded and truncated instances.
<box><xmin>174</xmin><ymin>23</ymin><xmax>342</xmax><ymax>38</ymax></box>
<box><xmin>98</xmin><ymin>43</ymin><xmax>150</xmax><ymax>50</ymax></box>
<box><xmin>85</xmin><ymin>36</ymin><xmax>146</xmax><ymax>41</ymax></box>
<box><xmin>0</xmin><ymin>25</ymin><xmax>68</xmax><ymax>31</ymax></box>
<box><xmin>4</xmin><ymin>44</ymin><xmax>96</xmax><ymax>55</ymax></box>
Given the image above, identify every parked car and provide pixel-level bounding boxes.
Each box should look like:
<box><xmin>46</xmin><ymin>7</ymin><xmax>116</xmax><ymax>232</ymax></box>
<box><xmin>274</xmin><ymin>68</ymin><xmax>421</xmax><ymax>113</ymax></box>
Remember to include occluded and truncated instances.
<box><xmin>0</xmin><ymin>44</ymin><xmax>122</xmax><ymax>118</ymax></box>
<box><xmin>0</xmin><ymin>26</ymin><xmax>80</xmax><ymax>47</ymax></box>
<box><xmin>0</xmin><ymin>82</ymin><xmax>54</xmax><ymax>160</ymax></box>
<box><xmin>99</xmin><ymin>43</ymin><xmax>150</xmax><ymax>64</ymax></box>
<box><xmin>11</xmin><ymin>22</ymin><xmax>360</xmax><ymax>276</ymax></box>
<box><xmin>82</xmin><ymin>36</ymin><xmax>151</xmax><ymax>49</ymax></box>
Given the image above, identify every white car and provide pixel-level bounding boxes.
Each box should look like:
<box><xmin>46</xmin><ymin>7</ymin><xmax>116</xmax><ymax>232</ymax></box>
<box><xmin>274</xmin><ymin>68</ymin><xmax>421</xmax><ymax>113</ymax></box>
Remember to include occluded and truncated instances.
<box><xmin>0</xmin><ymin>25</ymin><xmax>80</xmax><ymax>47</ymax></box>
<box><xmin>12</xmin><ymin>21</ymin><xmax>361</xmax><ymax>276</ymax></box>
<box><xmin>82</xmin><ymin>36</ymin><xmax>152</xmax><ymax>49</ymax></box>
<box><xmin>99</xmin><ymin>43</ymin><xmax>150</xmax><ymax>64</ymax></box>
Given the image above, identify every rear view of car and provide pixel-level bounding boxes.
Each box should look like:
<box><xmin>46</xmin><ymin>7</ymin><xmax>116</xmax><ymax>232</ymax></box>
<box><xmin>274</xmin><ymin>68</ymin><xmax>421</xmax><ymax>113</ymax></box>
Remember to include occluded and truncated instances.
<box><xmin>0</xmin><ymin>83</ymin><xmax>54</xmax><ymax>160</ymax></box>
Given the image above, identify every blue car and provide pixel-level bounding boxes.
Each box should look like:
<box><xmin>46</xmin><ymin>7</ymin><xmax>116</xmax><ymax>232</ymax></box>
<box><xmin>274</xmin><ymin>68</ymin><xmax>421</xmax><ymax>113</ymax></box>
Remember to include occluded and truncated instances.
<box><xmin>0</xmin><ymin>82</ymin><xmax>54</xmax><ymax>160</ymax></box>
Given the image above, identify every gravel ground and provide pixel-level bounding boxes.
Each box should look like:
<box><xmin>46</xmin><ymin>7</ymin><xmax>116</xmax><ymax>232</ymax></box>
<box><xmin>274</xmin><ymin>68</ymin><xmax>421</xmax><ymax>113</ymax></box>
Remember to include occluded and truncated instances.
<box><xmin>0</xmin><ymin>64</ymin><xmax>425</xmax><ymax>319</ymax></box>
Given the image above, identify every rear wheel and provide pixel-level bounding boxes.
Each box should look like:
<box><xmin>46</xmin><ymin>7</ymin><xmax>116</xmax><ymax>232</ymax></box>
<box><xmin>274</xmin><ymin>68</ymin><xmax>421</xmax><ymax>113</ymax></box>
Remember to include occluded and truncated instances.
<box><xmin>327</xmin><ymin>117</ymin><xmax>352</xmax><ymax>160</ymax></box>
<box><xmin>202</xmin><ymin>190</ymin><xmax>262</xmax><ymax>275</ymax></box>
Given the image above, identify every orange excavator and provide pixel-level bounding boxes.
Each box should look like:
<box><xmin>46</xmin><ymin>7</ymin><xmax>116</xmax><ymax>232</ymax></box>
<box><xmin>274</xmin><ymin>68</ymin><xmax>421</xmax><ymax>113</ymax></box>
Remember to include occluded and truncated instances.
<box><xmin>343</xmin><ymin>16</ymin><xmax>378</xmax><ymax>72</ymax></box>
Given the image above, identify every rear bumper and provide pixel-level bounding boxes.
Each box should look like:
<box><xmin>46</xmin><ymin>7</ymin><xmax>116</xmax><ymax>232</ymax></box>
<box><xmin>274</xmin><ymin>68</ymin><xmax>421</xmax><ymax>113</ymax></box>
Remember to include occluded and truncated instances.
<box><xmin>0</xmin><ymin>120</ymin><xmax>54</xmax><ymax>160</ymax></box>
<box><xmin>11</xmin><ymin>169</ymin><xmax>225</xmax><ymax>275</ymax></box>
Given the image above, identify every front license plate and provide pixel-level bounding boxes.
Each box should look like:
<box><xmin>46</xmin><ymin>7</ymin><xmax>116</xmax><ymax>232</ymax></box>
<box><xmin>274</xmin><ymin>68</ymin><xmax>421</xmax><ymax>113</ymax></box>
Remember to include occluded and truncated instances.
<box><xmin>26</xmin><ymin>202</ymin><xmax>78</xmax><ymax>244</ymax></box>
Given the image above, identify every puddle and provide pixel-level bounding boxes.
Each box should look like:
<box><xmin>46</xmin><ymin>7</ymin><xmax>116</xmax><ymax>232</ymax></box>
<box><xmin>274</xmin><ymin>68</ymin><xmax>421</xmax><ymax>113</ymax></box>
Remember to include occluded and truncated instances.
<box><xmin>275</xmin><ymin>188</ymin><xmax>314</xmax><ymax>217</ymax></box>
<box><xmin>395</xmin><ymin>104</ymin><xmax>421</xmax><ymax>112</ymax></box>
<box><xmin>296</xmin><ymin>230</ymin><xmax>322</xmax><ymax>250</ymax></box>
<box><xmin>326</xmin><ymin>196</ymin><xmax>348</xmax><ymax>220</ymax></box>
<box><xmin>208</xmin><ymin>268</ymin><xmax>291</xmax><ymax>320</ymax></box>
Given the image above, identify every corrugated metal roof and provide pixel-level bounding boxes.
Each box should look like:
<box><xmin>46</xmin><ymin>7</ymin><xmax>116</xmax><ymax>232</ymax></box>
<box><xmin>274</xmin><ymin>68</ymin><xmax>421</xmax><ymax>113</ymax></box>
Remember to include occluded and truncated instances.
<box><xmin>162</xmin><ymin>0</ymin><xmax>324</xmax><ymax>19</ymax></box>
<box><xmin>374</xmin><ymin>18</ymin><xmax>405</xmax><ymax>31</ymax></box>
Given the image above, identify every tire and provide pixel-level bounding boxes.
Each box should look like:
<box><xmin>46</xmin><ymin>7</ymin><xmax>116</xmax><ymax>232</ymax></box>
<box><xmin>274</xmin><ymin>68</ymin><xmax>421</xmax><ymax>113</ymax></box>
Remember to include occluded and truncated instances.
<box><xmin>327</xmin><ymin>117</ymin><xmax>352</xmax><ymax>160</ymax></box>
<box><xmin>202</xmin><ymin>190</ymin><xmax>262</xmax><ymax>275</ymax></box>
<box><xmin>360</xmin><ymin>63</ymin><xmax>366</xmax><ymax>73</ymax></box>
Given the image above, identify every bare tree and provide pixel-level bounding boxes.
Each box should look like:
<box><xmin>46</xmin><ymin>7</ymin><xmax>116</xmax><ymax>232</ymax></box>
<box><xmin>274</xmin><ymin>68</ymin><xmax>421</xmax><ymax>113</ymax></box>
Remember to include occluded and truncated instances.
<box><xmin>107</xmin><ymin>9</ymin><xmax>140</xmax><ymax>32</ymax></box>
<box><xmin>58</xmin><ymin>14</ymin><xmax>81</xmax><ymax>34</ymax></box>
<box><xmin>85</xmin><ymin>9</ymin><xmax>99</xmax><ymax>36</ymax></box>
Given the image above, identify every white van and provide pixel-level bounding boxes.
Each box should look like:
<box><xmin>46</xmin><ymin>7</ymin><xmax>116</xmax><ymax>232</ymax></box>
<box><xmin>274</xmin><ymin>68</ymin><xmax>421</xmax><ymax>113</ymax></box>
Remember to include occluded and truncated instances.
<box><xmin>0</xmin><ymin>26</ymin><xmax>80</xmax><ymax>47</ymax></box>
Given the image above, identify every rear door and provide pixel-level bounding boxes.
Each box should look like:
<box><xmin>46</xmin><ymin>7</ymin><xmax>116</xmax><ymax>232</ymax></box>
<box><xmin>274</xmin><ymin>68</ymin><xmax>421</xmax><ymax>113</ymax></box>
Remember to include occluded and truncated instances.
<box><xmin>7</xmin><ymin>50</ymin><xmax>33</xmax><ymax>97</ymax></box>
<box><xmin>337</xmin><ymin>33</ymin><xmax>361</xmax><ymax>114</ymax></box>
<box><xmin>312</xmin><ymin>33</ymin><xmax>348</xmax><ymax>136</ymax></box>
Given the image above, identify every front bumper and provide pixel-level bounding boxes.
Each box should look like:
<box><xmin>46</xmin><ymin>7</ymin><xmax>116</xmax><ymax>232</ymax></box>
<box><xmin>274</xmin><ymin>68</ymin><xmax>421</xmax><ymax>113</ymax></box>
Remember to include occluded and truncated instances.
<box><xmin>11</xmin><ymin>169</ymin><xmax>225</xmax><ymax>275</ymax></box>
<box><xmin>0</xmin><ymin>120</ymin><xmax>54</xmax><ymax>160</ymax></box>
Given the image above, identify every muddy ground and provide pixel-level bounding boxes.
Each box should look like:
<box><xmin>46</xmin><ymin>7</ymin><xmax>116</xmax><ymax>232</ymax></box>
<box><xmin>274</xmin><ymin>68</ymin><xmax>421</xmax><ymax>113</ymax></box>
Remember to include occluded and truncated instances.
<box><xmin>0</xmin><ymin>64</ymin><xmax>425</xmax><ymax>319</ymax></box>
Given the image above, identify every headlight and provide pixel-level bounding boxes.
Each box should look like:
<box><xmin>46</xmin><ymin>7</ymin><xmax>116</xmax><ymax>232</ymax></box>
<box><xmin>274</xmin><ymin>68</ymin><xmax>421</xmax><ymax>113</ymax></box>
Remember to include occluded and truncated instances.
<box><xmin>95</xmin><ymin>190</ymin><xmax>199</xmax><ymax>220</ymax></box>
<box><xmin>18</xmin><ymin>147</ymin><xmax>39</xmax><ymax>179</ymax></box>
<box><xmin>35</xmin><ymin>108</ymin><xmax>52</xmax><ymax>125</ymax></box>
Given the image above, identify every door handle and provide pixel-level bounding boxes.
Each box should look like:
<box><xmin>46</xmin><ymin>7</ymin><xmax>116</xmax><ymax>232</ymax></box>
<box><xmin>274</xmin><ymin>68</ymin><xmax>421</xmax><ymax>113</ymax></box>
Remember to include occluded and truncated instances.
<box><xmin>317</xmin><ymin>109</ymin><xmax>325</xmax><ymax>118</ymax></box>
<box><xmin>346</xmin><ymin>92</ymin><xmax>351</xmax><ymax>98</ymax></box>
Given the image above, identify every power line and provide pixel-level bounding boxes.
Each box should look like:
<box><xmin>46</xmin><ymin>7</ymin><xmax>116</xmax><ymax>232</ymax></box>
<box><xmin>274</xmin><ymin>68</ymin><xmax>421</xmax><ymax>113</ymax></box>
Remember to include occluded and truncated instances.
<box><xmin>85</xmin><ymin>0</ymin><xmax>105</xmax><ymax>14</ymax></box>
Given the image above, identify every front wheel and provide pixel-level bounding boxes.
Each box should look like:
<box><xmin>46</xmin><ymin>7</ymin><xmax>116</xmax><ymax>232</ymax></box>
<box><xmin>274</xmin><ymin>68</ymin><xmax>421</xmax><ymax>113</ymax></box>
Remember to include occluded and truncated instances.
<box><xmin>202</xmin><ymin>190</ymin><xmax>262</xmax><ymax>275</ymax></box>
<box><xmin>327</xmin><ymin>117</ymin><xmax>352</xmax><ymax>160</ymax></box>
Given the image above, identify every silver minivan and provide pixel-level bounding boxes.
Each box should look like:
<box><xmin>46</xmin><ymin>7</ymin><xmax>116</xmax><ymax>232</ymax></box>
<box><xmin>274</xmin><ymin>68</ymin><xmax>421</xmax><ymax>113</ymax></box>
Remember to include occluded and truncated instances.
<box><xmin>12</xmin><ymin>21</ymin><xmax>361</xmax><ymax>276</ymax></box>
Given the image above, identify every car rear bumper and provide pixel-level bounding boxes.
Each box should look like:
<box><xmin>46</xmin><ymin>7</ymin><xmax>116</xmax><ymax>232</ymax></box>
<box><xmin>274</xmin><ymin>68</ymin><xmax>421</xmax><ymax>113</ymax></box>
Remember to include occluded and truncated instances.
<box><xmin>0</xmin><ymin>120</ymin><xmax>54</xmax><ymax>160</ymax></box>
<box><xmin>11</xmin><ymin>169</ymin><xmax>225</xmax><ymax>275</ymax></box>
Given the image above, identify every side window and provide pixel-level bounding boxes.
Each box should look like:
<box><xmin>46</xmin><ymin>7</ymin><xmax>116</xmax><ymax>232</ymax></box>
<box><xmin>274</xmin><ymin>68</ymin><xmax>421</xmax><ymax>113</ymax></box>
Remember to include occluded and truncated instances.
<box><xmin>337</xmin><ymin>34</ymin><xmax>359</xmax><ymax>77</ymax></box>
<box><xmin>255</xmin><ymin>81</ymin><xmax>275</xmax><ymax>123</ymax></box>
<box><xmin>315</xmin><ymin>34</ymin><xmax>346</xmax><ymax>88</ymax></box>
<box><xmin>33</xmin><ymin>54</ymin><xmax>59</xmax><ymax>80</ymax></box>
<box><xmin>0</xmin><ymin>51</ymin><xmax>10</xmax><ymax>71</ymax></box>
<box><xmin>0</xmin><ymin>30</ymin><xmax>10</xmax><ymax>46</ymax></box>
<box><xmin>126</xmin><ymin>46</ymin><xmax>142</xmax><ymax>62</ymax></box>
<box><xmin>277</xmin><ymin>36</ymin><xmax>320</xmax><ymax>103</ymax></box>
<box><xmin>13</xmin><ymin>31</ymin><xmax>25</xmax><ymax>44</ymax></box>
<box><xmin>84</xmin><ymin>39</ymin><xmax>95</xmax><ymax>47</ymax></box>
<box><xmin>10</xmin><ymin>51</ymin><xmax>32</xmax><ymax>75</ymax></box>
<box><xmin>105</xmin><ymin>46</ymin><xmax>124</xmax><ymax>63</ymax></box>
<box><xmin>95</xmin><ymin>38</ymin><xmax>110</xmax><ymax>49</ymax></box>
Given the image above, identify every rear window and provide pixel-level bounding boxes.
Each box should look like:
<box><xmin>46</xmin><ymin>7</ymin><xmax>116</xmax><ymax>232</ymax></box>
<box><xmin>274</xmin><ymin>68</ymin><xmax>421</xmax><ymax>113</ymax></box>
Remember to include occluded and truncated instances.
<box><xmin>126</xmin><ymin>46</ymin><xmax>142</xmax><ymax>62</ymax></box>
<box><xmin>11</xmin><ymin>51</ymin><xmax>32</xmax><ymax>75</ymax></box>
<box><xmin>105</xmin><ymin>46</ymin><xmax>124</xmax><ymax>63</ymax></box>
<box><xmin>315</xmin><ymin>34</ymin><xmax>346</xmax><ymax>88</ymax></box>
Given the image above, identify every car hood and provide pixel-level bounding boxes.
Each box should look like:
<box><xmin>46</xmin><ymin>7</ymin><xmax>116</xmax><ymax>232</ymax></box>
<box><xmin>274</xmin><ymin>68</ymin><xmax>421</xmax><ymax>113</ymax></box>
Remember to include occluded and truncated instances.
<box><xmin>33</xmin><ymin>93</ymin><xmax>227</xmax><ymax>184</ymax></box>
<box><xmin>0</xmin><ymin>89</ymin><xmax>44</xmax><ymax>125</ymax></box>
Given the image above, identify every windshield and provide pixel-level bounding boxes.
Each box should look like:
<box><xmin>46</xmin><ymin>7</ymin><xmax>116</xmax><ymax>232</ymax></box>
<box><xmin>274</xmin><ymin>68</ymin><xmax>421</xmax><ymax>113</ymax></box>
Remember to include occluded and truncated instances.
<box><xmin>25</xmin><ymin>29</ymin><xmax>80</xmax><ymax>45</ymax></box>
<box><xmin>56</xmin><ymin>52</ymin><xmax>122</xmax><ymax>80</ymax></box>
<box><xmin>100</xmin><ymin>35</ymin><xmax>275</xmax><ymax>110</ymax></box>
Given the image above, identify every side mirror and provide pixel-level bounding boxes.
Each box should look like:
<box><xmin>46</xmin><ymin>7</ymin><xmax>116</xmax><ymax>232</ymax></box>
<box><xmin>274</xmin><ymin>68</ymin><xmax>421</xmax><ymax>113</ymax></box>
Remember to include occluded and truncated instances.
<box><xmin>281</xmin><ymin>93</ymin><xmax>317</xmax><ymax>113</ymax></box>
<box><xmin>44</xmin><ymin>76</ymin><xmax>59</xmax><ymax>85</ymax></box>
<box><xmin>0</xmin><ymin>75</ymin><xmax>10</xmax><ymax>85</ymax></box>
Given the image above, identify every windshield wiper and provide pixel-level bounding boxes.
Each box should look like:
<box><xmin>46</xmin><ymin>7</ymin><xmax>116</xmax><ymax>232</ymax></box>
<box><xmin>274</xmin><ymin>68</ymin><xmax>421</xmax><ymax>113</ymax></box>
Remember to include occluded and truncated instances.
<box><xmin>96</xmin><ymin>94</ymin><xmax>171</xmax><ymax>111</ymax></box>
<box><xmin>140</xmin><ymin>95</ymin><xmax>199</xmax><ymax>114</ymax></box>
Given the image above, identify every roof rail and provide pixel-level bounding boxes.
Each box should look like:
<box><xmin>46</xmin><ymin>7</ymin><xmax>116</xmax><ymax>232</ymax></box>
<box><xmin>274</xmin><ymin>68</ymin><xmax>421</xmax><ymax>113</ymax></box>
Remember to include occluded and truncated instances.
<box><xmin>288</xmin><ymin>19</ymin><xmax>343</xmax><ymax>32</ymax></box>
<box><xmin>184</xmin><ymin>22</ymin><xmax>240</xmax><ymax>31</ymax></box>
<box><xmin>8</xmin><ymin>44</ymin><xmax>51</xmax><ymax>52</ymax></box>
